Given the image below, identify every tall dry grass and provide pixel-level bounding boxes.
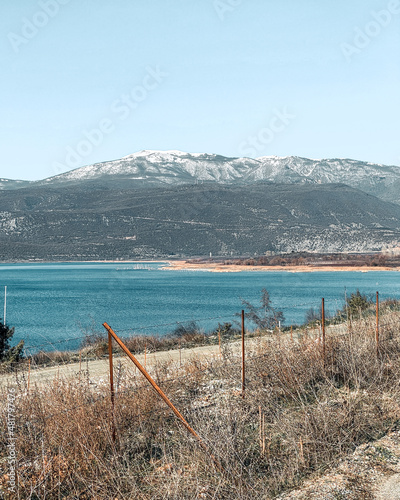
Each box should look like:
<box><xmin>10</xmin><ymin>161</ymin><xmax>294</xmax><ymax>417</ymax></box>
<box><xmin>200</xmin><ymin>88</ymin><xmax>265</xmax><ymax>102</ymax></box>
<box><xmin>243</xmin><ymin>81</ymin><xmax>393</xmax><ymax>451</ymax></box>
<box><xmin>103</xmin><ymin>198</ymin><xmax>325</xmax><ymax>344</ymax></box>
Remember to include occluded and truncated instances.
<box><xmin>1</xmin><ymin>310</ymin><xmax>400</xmax><ymax>499</ymax></box>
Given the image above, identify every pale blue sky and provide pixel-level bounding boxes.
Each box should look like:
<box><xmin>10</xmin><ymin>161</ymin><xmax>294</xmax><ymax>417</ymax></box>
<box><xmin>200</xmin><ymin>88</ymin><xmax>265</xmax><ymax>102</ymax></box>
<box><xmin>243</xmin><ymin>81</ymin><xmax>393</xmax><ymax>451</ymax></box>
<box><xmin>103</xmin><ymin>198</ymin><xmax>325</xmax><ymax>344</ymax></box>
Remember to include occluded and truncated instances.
<box><xmin>1</xmin><ymin>0</ymin><xmax>399</xmax><ymax>180</ymax></box>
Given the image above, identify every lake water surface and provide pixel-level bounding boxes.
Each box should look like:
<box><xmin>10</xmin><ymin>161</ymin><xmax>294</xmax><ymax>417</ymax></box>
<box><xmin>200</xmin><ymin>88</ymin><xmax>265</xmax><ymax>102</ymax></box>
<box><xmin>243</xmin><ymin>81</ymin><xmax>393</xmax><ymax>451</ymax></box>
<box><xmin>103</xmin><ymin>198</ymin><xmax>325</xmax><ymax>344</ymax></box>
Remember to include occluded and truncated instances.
<box><xmin>0</xmin><ymin>262</ymin><xmax>399</xmax><ymax>352</ymax></box>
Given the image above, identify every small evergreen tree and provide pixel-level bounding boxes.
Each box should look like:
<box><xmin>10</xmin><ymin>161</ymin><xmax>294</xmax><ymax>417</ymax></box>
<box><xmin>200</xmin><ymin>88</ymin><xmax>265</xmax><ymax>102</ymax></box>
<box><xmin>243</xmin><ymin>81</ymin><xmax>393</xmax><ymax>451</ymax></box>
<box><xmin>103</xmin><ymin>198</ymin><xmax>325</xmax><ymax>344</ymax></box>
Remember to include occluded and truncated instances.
<box><xmin>0</xmin><ymin>321</ymin><xmax>24</xmax><ymax>363</ymax></box>
<box><xmin>345</xmin><ymin>290</ymin><xmax>371</xmax><ymax>319</ymax></box>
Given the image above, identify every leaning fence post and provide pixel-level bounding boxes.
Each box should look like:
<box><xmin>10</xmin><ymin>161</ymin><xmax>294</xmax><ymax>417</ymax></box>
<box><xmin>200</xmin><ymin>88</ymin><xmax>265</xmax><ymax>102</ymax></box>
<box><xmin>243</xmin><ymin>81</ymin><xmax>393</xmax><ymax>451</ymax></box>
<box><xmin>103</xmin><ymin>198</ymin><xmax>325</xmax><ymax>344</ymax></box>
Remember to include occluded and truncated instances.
<box><xmin>108</xmin><ymin>331</ymin><xmax>116</xmax><ymax>443</ymax></box>
<box><xmin>103</xmin><ymin>322</ymin><xmax>223</xmax><ymax>472</ymax></box>
<box><xmin>376</xmin><ymin>291</ymin><xmax>379</xmax><ymax>358</ymax></box>
<box><xmin>241</xmin><ymin>310</ymin><xmax>245</xmax><ymax>398</ymax></box>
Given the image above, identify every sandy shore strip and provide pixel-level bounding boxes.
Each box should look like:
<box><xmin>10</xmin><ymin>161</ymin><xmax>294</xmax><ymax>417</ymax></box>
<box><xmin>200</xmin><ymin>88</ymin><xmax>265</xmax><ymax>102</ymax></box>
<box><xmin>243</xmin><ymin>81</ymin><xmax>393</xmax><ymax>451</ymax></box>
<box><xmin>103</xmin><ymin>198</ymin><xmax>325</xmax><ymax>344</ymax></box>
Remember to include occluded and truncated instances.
<box><xmin>162</xmin><ymin>260</ymin><xmax>400</xmax><ymax>273</ymax></box>
<box><xmin>4</xmin><ymin>260</ymin><xmax>400</xmax><ymax>273</ymax></box>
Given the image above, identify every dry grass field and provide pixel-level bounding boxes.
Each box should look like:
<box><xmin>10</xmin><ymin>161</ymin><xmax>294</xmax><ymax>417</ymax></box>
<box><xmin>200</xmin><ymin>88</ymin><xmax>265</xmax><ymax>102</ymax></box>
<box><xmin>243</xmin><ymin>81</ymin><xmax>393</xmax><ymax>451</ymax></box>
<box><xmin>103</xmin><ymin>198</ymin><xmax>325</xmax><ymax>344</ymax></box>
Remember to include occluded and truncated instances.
<box><xmin>2</xmin><ymin>304</ymin><xmax>400</xmax><ymax>499</ymax></box>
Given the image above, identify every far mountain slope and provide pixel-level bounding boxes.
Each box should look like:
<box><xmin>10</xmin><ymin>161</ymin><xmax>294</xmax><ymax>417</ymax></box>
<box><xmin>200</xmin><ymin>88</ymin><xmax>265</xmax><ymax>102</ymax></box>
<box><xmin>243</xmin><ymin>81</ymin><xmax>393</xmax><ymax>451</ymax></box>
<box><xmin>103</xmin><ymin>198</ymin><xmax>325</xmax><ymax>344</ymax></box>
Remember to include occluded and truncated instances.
<box><xmin>0</xmin><ymin>178</ymin><xmax>31</xmax><ymax>190</ymax></box>
<box><xmin>0</xmin><ymin>183</ymin><xmax>399</xmax><ymax>261</ymax></box>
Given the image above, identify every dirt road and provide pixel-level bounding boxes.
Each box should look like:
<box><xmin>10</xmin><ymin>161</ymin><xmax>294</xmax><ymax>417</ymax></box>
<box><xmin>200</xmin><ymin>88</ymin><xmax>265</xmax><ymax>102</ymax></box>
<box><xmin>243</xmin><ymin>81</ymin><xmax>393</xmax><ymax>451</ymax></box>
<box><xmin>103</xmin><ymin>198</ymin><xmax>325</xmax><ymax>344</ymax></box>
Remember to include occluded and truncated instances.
<box><xmin>0</xmin><ymin>342</ymin><xmax>228</xmax><ymax>388</ymax></box>
<box><xmin>0</xmin><ymin>325</ymin><xmax>343</xmax><ymax>388</ymax></box>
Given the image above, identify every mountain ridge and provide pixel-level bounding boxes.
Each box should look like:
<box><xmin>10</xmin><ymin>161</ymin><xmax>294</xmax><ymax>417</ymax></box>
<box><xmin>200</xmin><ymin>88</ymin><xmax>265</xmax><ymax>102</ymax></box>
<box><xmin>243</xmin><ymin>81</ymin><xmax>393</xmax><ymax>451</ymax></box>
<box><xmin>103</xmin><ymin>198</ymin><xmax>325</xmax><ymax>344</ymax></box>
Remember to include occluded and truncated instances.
<box><xmin>1</xmin><ymin>151</ymin><xmax>399</xmax><ymax>261</ymax></box>
<box><xmin>3</xmin><ymin>150</ymin><xmax>400</xmax><ymax>204</ymax></box>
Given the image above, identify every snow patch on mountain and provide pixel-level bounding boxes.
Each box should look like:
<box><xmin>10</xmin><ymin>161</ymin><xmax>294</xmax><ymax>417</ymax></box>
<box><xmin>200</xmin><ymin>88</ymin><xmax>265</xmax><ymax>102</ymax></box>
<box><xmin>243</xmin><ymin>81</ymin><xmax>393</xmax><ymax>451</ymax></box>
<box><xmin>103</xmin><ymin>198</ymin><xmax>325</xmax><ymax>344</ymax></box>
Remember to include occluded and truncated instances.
<box><xmin>4</xmin><ymin>150</ymin><xmax>400</xmax><ymax>204</ymax></box>
<box><xmin>31</xmin><ymin>150</ymin><xmax>400</xmax><ymax>188</ymax></box>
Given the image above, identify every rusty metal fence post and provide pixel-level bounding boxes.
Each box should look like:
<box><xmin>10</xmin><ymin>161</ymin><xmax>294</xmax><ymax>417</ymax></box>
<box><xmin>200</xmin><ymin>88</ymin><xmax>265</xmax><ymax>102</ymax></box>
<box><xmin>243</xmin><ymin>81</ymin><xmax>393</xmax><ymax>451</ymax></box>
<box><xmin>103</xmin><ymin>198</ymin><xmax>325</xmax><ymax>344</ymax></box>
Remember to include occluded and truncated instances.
<box><xmin>103</xmin><ymin>322</ymin><xmax>223</xmax><ymax>472</ymax></box>
<box><xmin>321</xmin><ymin>298</ymin><xmax>326</xmax><ymax>368</ymax></box>
<box><xmin>376</xmin><ymin>291</ymin><xmax>379</xmax><ymax>358</ymax></box>
<box><xmin>241</xmin><ymin>310</ymin><xmax>245</xmax><ymax>398</ymax></box>
<box><xmin>108</xmin><ymin>331</ymin><xmax>116</xmax><ymax>443</ymax></box>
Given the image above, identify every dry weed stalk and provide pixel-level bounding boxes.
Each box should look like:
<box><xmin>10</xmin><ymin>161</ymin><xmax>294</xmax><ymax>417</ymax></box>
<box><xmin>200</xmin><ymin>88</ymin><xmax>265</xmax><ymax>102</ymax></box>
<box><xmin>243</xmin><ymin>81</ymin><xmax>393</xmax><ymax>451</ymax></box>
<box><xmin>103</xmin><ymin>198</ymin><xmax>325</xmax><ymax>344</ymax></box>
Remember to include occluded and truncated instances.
<box><xmin>1</xmin><ymin>309</ymin><xmax>400</xmax><ymax>498</ymax></box>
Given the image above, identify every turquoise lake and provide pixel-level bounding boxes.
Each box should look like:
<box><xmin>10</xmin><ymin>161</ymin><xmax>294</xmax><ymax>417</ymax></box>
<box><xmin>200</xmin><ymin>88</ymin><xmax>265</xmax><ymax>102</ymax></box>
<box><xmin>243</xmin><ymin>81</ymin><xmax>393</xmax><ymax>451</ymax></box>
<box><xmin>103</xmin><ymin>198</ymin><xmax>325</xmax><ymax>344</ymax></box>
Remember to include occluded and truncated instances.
<box><xmin>0</xmin><ymin>262</ymin><xmax>399</xmax><ymax>353</ymax></box>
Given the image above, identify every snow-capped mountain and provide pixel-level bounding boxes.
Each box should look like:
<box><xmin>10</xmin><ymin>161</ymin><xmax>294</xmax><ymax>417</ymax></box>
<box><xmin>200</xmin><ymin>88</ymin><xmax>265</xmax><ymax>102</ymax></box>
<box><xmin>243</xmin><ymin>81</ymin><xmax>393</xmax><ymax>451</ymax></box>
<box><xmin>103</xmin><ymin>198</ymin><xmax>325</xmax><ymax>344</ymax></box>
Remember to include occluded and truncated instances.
<box><xmin>38</xmin><ymin>150</ymin><xmax>262</xmax><ymax>186</ymax></box>
<box><xmin>2</xmin><ymin>150</ymin><xmax>400</xmax><ymax>260</ymax></box>
<box><xmin>254</xmin><ymin>156</ymin><xmax>400</xmax><ymax>203</ymax></box>
<box><xmin>4</xmin><ymin>150</ymin><xmax>400</xmax><ymax>204</ymax></box>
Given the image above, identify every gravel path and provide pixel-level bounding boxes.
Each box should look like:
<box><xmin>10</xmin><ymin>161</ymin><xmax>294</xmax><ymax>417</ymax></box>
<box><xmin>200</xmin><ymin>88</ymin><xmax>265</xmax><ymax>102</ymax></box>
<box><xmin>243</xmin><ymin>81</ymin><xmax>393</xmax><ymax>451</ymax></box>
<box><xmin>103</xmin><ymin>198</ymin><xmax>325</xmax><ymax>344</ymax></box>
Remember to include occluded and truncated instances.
<box><xmin>0</xmin><ymin>342</ymin><xmax>227</xmax><ymax>388</ymax></box>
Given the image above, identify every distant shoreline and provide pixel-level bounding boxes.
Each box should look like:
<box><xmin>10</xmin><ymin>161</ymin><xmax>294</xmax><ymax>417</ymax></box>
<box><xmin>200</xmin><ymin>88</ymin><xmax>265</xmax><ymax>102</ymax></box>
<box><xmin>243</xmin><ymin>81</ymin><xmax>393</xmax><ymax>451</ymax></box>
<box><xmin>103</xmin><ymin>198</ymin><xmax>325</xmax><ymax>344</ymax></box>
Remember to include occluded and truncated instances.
<box><xmin>0</xmin><ymin>259</ymin><xmax>399</xmax><ymax>273</ymax></box>
<box><xmin>162</xmin><ymin>260</ymin><xmax>400</xmax><ymax>273</ymax></box>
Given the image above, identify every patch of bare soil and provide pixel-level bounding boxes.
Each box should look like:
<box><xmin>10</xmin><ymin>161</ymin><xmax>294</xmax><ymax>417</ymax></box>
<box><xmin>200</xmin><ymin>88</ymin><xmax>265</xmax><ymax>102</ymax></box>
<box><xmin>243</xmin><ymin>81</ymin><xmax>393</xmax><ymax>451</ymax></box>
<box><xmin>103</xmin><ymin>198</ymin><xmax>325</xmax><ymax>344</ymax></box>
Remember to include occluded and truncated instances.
<box><xmin>277</xmin><ymin>429</ymin><xmax>400</xmax><ymax>499</ymax></box>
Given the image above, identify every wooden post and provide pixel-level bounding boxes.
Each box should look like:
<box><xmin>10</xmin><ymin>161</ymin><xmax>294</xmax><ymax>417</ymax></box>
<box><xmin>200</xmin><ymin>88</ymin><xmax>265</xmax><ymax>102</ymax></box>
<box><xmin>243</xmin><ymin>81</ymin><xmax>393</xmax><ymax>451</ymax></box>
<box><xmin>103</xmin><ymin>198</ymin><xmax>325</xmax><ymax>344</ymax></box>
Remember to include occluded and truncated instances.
<box><xmin>241</xmin><ymin>310</ymin><xmax>245</xmax><ymax>398</ymax></box>
<box><xmin>3</xmin><ymin>286</ymin><xmax>6</xmax><ymax>326</ymax></box>
<box><xmin>218</xmin><ymin>327</ymin><xmax>222</xmax><ymax>358</ymax></box>
<box><xmin>376</xmin><ymin>291</ymin><xmax>379</xmax><ymax>358</ymax></box>
<box><xmin>299</xmin><ymin>437</ymin><xmax>305</xmax><ymax>464</ymax></box>
<box><xmin>116</xmin><ymin>360</ymin><xmax>122</xmax><ymax>395</ymax></box>
<box><xmin>108</xmin><ymin>331</ymin><xmax>116</xmax><ymax>443</ymax></box>
<box><xmin>27</xmin><ymin>358</ymin><xmax>31</xmax><ymax>392</ymax></box>
<box><xmin>144</xmin><ymin>342</ymin><xmax>147</xmax><ymax>369</ymax></box>
<box><xmin>78</xmin><ymin>350</ymin><xmax>82</xmax><ymax>384</ymax></box>
<box><xmin>290</xmin><ymin>325</ymin><xmax>293</xmax><ymax>342</ymax></box>
<box><xmin>322</xmin><ymin>298</ymin><xmax>326</xmax><ymax>368</ymax></box>
<box><xmin>179</xmin><ymin>339</ymin><xmax>182</xmax><ymax>366</ymax></box>
<box><xmin>259</xmin><ymin>406</ymin><xmax>266</xmax><ymax>457</ymax></box>
<box><xmin>345</xmin><ymin>287</ymin><xmax>350</xmax><ymax>333</ymax></box>
<box><xmin>262</xmin><ymin>413</ymin><xmax>266</xmax><ymax>456</ymax></box>
<box><xmin>259</xmin><ymin>406</ymin><xmax>262</xmax><ymax>456</ymax></box>
<box><xmin>86</xmin><ymin>354</ymin><xmax>89</xmax><ymax>386</ymax></box>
